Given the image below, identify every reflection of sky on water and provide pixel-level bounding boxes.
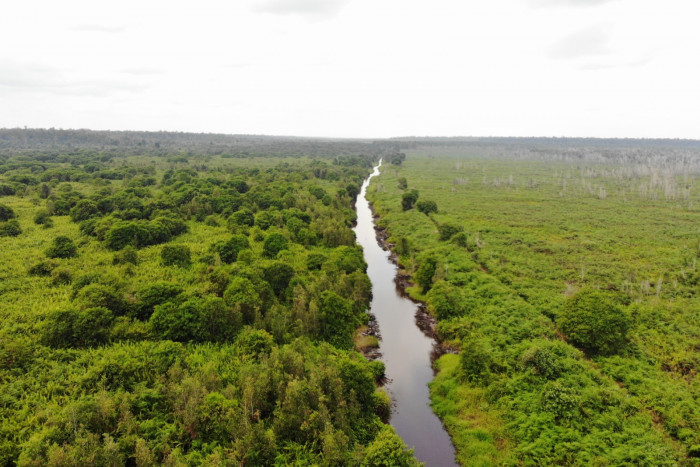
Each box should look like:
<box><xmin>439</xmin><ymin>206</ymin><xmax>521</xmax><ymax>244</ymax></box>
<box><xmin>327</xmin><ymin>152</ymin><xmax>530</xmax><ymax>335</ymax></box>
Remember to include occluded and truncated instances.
<box><xmin>353</xmin><ymin>162</ymin><xmax>457</xmax><ymax>466</ymax></box>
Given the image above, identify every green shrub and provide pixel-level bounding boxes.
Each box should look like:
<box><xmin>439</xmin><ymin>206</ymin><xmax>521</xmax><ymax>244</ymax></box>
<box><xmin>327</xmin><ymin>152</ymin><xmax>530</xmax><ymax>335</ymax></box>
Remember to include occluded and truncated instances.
<box><xmin>51</xmin><ymin>267</ymin><xmax>73</xmax><ymax>286</ymax></box>
<box><xmin>234</xmin><ymin>328</ymin><xmax>274</xmax><ymax>359</ymax></box>
<box><xmin>372</xmin><ymin>390</ymin><xmax>391</xmax><ymax>424</ymax></box>
<box><xmin>69</xmin><ymin>199</ymin><xmax>99</xmax><ymax>222</ymax></box>
<box><xmin>0</xmin><ymin>204</ymin><xmax>15</xmax><ymax>222</ymax></box>
<box><xmin>223</xmin><ymin>276</ymin><xmax>259</xmax><ymax>323</ymax></box>
<box><xmin>368</xmin><ymin>360</ymin><xmax>386</xmax><ymax>382</ymax></box>
<box><xmin>438</xmin><ymin>223</ymin><xmax>463</xmax><ymax>241</ymax></box>
<box><xmin>416</xmin><ymin>199</ymin><xmax>438</xmax><ymax>214</ymax></box>
<box><xmin>361</xmin><ymin>426</ymin><xmax>419</xmax><ymax>467</ymax></box>
<box><xmin>401</xmin><ymin>190</ymin><xmax>419</xmax><ymax>210</ymax></box>
<box><xmin>75</xmin><ymin>283</ymin><xmax>127</xmax><ymax>316</ymax></box>
<box><xmin>214</xmin><ymin>234</ymin><xmax>250</xmax><ymax>263</ymax></box>
<box><xmin>0</xmin><ymin>220</ymin><xmax>21</xmax><ymax>237</ymax></box>
<box><xmin>459</xmin><ymin>335</ymin><xmax>492</xmax><ymax>384</ymax></box>
<box><xmin>427</xmin><ymin>280</ymin><xmax>473</xmax><ymax>319</ymax></box>
<box><xmin>230</xmin><ymin>208</ymin><xmax>254</xmax><ymax>227</ymax></box>
<box><xmin>558</xmin><ymin>289</ymin><xmax>630</xmax><ymax>356</ymax></box>
<box><xmin>306</xmin><ymin>252</ymin><xmax>326</xmax><ymax>270</ymax></box>
<box><xmin>263</xmin><ymin>262</ymin><xmax>295</xmax><ymax>297</ymax></box>
<box><xmin>112</xmin><ymin>246</ymin><xmax>138</xmax><ymax>265</ymax></box>
<box><xmin>263</xmin><ymin>233</ymin><xmax>289</xmax><ymax>258</ymax></box>
<box><xmin>332</xmin><ymin>246</ymin><xmax>366</xmax><ymax>273</ymax></box>
<box><xmin>46</xmin><ymin>236</ymin><xmax>78</xmax><ymax>259</ymax></box>
<box><xmin>415</xmin><ymin>254</ymin><xmax>438</xmax><ymax>292</ymax></box>
<box><xmin>319</xmin><ymin>291</ymin><xmax>356</xmax><ymax>349</ymax></box>
<box><xmin>33</xmin><ymin>209</ymin><xmax>52</xmax><ymax>226</ymax></box>
<box><xmin>149</xmin><ymin>299</ymin><xmax>203</xmax><ymax>342</ymax></box>
<box><xmin>28</xmin><ymin>260</ymin><xmax>58</xmax><ymax>276</ymax></box>
<box><xmin>540</xmin><ymin>380</ymin><xmax>581</xmax><ymax>422</ymax></box>
<box><xmin>520</xmin><ymin>340</ymin><xmax>577</xmax><ymax>380</ymax></box>
<box><xmin>135</xmin><ymin>282</ymin><xmax>183</xmax><ymax>320</ymax></box>
<box><xmin>161</xmin><ymin>245</ymin><xmax>191</xmax><ymax>267</ymax></box>
<box><xmin>40</xmin><ymin>307</ymin><xmax>114</xmax><ymax>348</ymax></box>
<box><xmin>0</xmin><ymin>184</ymin><xmax>16</xmax><ymax>196</ymax></box>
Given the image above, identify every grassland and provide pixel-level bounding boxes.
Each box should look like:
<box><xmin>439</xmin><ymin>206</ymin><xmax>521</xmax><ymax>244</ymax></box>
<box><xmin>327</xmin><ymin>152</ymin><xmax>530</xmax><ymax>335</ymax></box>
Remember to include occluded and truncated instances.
<box><xmin>368</xmin><ymin>147</ymin><xmax>700</xmax><ymax>465</ymax></box>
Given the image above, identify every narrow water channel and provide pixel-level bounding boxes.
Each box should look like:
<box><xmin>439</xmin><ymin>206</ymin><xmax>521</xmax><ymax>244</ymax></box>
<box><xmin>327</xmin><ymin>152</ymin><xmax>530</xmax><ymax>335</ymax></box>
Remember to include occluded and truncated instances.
<box><xmin>354</xmin><ymin>161</ymin><xmax>458</xmax><ymax>466</ymax></box>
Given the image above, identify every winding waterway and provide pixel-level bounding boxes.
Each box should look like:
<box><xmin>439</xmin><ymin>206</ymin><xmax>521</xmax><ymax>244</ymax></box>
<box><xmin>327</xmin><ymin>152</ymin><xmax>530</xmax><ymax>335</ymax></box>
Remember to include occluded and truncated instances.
<box><xmin>354</xmin><ymin>161</ymin><xmax>458</xmax><ymax>466</ymax></box>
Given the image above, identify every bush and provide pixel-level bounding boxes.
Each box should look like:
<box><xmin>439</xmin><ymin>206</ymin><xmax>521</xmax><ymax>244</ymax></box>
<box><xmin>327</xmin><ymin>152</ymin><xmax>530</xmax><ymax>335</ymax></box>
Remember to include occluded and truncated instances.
<box><xmin>416</xmin><ymin>200</ymin><xmax>438</xmax><ymax>214</ymax></box>
<box><xmin>306</xmin><ymin>252</ymin><xmax>326</xmax><ymax>270</ymax></box>
<box><xmin>263</xmin><ymin>262</ymin><xmax>295</xmax><ymax>297</ymax></box>
<box><xmin>51</xmin><ymin>267</ymin><xmax>73</xmax><ymax>286</ymax></box>
<box><xmin>149</xmin><ymin>299</ymin><xmax>203</xmax><ymax>342</ymax></box>
<box><xmin>0</xmin><ymin>204</ymin><xmax>15</xmax><ymax>222</ymax></box>
<box><xmin>230</xmin><ymin>209</ymin><xmax>254</xmax><ymax>227</ymax></box>
<box><xmin>460</xmin><ymin>335</ymin><xmax>492</xmax><ymax>384</ymax></box>
<box><xmin>0</xmin><ymin>220</ymin><xmax>21</xmax><ymax>237</ymax></box>
<box><xmin>135</xmin><ymin>282</ymin><xmax>183</xmax><ymax>320</ymax></box>
<box><xmin>438</xmin><ymin>223</ymin><xmax>463</xmax><ymax>241</ymax></box>
<box><xmin>319</xmin><ymin>291</ymin><xmax>356</xmax><ymax>349</ymax></box>
<box><xmin>223</xmin><ymin>276</ymin><xmax>260</xmax><ymax>323</ymax></box>
<box><xmin>263</xmin><ymin>233</ymin><xmax>289</xmax><ymax>258</ymax></box>
<box><xmin>520</xmin><ymin>340</ymin><xmax>577</xmax><ymax>380</ymax></box>
<box><xmin>0</xmin><ymin>184</ymin><xmax>16</xmax><ymax>196</ymax></box>
<box><xmin>361</xmin><ymin>426</ymin><xmax>418</xmax><ymax>467</ymax></box>
<box><xmin>215</xmin><ymin>234</ymin><xmax>250</xmax><ymax>263</ymax></box>
<box><xmin>332</xmin><ymin>246</ymin><xmax>366</xmax><ymax>274</ymax></box>
<box><xmin>28</xmin><ymin>260</ymin><xmax>58</xmax><ymax>276</ymax></box>
<box><xmin>198</xmin><ymin>296</ymin><xmax>242</xmax><ymax>342</ymax></box>
<box><xmin>234</xmin><ymin>327</ymin><xmax>274</xmax><ymax>359</ymax></box>
<box><xmin>372</xmin><ymin>390</ymin><xmax>391</xmax><ymax>424</ymax></box>
<box><xmin>46</xmin><ymin>236</ymin><xmax>78</xmax><ymax>259</ymax></box>
<box><xmin>415</xmin><ymin>254</ymin><xmax>438</xmax><ymax>292</ymax></box>
<box><xmin>33</xmin><ymin>210</ymin><xmax>52</xmax><ymax>226</ymax></box>
<box><xmin>69</xmin><ymin>199</ymin><xmax>99</xmax><ymax>222</ymax></box>
<box><xmin>40</xmin><ymin>307</ymin><xmax>114</xmax><ymax>348</ymax></box>
<box><xmin>75</xmin><ymin>283</ymin><xmax>127</xmax><ymax>316</ymax></box>
<box><xmin>113</xmin><ymin>246</ymin><xmax>139</xmax><ymax>265</ymax></box>
<box><xmin>426</xmin><ymin>280</ymin><xmax>467</xmax><ymax>319</ymax></box>
<box><xmin>161</xmin><ymin>245</ymin><xmax>191</xmax><ymax>267</ymax></box>
<box><xmin>368</xmin><ymin>360</ymin><xmax>386</xmax><ymax>382</ymax></box>
<box><xmin>558</xmin><ymin>289</ymin><xmax>630</xmax><ymax>356</ymax></box>
<box><xmin>540</xmin><ymin>380</ymin><xmax>581</xmax><ymax>422</ymax></box>
<box><xmin>401</xmin><ymin>190</ymin><xmax>419</xmax><ymax>211</ymax></box>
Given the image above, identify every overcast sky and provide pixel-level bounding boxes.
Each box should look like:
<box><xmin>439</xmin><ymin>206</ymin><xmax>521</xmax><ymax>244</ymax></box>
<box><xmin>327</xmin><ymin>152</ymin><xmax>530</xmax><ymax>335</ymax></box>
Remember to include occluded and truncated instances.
<box><xmin>1</xmin><ymin>0</ymin><xmax>698</xmax><ymax>138</ymax></box>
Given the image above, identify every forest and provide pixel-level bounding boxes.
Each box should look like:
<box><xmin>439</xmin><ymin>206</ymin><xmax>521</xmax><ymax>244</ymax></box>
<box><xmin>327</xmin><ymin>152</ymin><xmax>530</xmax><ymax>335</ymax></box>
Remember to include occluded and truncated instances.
<box><xmin>0</xmin><ymin>130</ymin><xmax>419</xmax><ymax>465</ymax></box>
<box><xmin>367</xmin><ymin>141</ymin><xmax>700</xmax><ymax>465</ymax></box>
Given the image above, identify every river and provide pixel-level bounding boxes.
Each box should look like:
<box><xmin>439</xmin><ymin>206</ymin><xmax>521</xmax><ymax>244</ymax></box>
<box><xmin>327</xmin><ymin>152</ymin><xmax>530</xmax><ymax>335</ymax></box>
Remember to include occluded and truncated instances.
<box><xmin>353</xmin><ymin>161</ymin><xmax>458</xmax><ymax>466</ymax></box>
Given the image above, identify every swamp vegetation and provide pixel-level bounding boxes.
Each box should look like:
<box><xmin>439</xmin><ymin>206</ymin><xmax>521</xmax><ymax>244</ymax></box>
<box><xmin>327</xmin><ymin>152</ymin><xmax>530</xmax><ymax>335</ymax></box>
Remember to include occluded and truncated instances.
<box><xmin>368</xmin><ymin>140</ymin><xmax>700</xmax><ymax>466</ymax></box>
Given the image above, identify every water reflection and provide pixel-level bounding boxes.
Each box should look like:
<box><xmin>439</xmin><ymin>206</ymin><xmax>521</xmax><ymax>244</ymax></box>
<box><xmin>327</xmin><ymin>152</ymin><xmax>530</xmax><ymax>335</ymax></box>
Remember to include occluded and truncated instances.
<box><xmin>353</xmin><ymin>161</ymin><xmax>458</xmax><ymax>466</ymax></box>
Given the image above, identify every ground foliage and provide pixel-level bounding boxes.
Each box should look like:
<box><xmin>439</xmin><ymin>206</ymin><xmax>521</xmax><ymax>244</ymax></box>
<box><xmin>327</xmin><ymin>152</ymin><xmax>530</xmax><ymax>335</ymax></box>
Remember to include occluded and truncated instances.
<box><xmin>368</xmin><ymin>143</ymin><xmax>700</xmax><ymax>465</ymax></box>
<box><xmin>0</xmin><ymin>133</ymin><xmax>420</xmax><ymax>465</ymax></box>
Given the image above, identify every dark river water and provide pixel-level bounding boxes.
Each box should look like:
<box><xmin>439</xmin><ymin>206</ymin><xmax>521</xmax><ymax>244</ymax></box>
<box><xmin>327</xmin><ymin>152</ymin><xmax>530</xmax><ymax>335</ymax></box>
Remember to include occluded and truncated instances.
<box><xmin>353</xmin><ymin>161</ymin><xmax>458</xmax><ymax>466</ymax></box>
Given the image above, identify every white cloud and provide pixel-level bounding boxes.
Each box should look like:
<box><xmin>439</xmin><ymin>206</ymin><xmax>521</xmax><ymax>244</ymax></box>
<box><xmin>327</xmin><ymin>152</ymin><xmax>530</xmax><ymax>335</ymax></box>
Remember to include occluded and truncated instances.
<box><xmin>252</xmin><ymin>0</ymin><xmax>351</xmax><ymax>18</ymax></box>
<box><xmin>70</xmin><ymin>24</ymin><xmax>127</xmax><ymax>33</ymax></box>
<box><xmin>0</xmin><ymin>0</ymin><xmax>698</xmax><ymax>138</ymax></box>
<box><xmin>548</xmin><ymin>24</ymin><xmax>614</xmax><ymax>60</ymax></box>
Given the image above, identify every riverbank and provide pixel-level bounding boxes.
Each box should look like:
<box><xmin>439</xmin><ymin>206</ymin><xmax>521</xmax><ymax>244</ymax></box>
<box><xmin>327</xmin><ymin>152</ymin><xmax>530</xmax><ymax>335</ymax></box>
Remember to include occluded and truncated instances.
<box><xmin>354</xmin><ymin>161</ymin><xmax>458</xmax><ymax>466</ymax></box>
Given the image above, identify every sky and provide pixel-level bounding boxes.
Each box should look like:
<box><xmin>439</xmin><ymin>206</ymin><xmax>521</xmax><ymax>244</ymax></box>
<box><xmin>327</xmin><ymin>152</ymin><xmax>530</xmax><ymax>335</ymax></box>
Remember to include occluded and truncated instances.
<box><xmin>1</xmin><ymin>0</ymin><xmax>699</xmax><ymax>139</ymax></box>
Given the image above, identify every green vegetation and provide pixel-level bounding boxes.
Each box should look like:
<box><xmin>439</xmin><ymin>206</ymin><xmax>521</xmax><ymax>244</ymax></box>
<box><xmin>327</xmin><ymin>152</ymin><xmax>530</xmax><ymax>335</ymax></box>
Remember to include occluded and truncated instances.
<box><xmin>0</xmin><ymin>133</ymin><xmax>421</xmax><ymax>465</ymax></box>
<box><xmin>368</xmin><ymin>145</ymin><xmax>700</xmax><ymax>465</ymax></box>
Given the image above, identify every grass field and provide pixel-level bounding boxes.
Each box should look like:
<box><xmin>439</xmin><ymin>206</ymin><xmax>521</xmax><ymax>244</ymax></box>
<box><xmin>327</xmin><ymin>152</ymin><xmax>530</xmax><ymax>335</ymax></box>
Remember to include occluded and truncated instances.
<box><xmin>368</xmin><ymin>148</ymin><xmax>700</xmax><ymax>465</ymax></box>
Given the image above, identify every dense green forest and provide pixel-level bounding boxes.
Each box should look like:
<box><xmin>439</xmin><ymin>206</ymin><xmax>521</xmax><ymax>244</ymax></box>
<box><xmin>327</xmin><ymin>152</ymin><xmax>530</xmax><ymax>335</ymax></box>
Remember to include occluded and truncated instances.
<box><xmin>368</xmin><ymin>144</ymin><xmax>700</xmax><ymax>465</ymax></box>
<box><xmin>0</xmin><ymin>131</ymin><xmax>424</xmax><ymax>465</ymax></box>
